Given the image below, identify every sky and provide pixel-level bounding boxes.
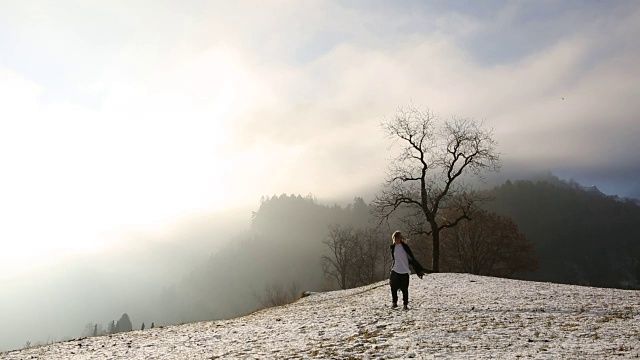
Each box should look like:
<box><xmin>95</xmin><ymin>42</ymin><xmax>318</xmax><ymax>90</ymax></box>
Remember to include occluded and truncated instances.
<box><xmin>1</xmin><ymin>0</ymin><xmax>640</xmax><ymax>278</ymax></box>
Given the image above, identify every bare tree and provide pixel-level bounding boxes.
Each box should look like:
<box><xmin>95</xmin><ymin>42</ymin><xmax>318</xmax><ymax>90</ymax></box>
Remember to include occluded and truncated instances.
<box><xmin>322</xmin><ymin>225</ymin><xmax>357</xmax><ymax>289</ymax></box>
<box><xmin>322</xmin><ymin>224</ymin><xmax>391</xmax><ymax>289</ymax></box>
<box><xmin>373</xmin><ymin>105</ymin><xmax>501</xmax><ymax>271</ymax></box>
<box><xmin>253</xmin><ymin>279</ymin><xmax>301</xmax><ymax>308</ymax></box>
<box><xmin>287</xmin><ymin>279</ymin><xmax>302</xmax><ymax>300</ymax></box>
<box><xmin>441</xmin><ymin>210</ymin><xmax>539</xmax><ymax>277</ymax></box>
<box><xmin>352</xmin><ymin>228</ymin><xmax>390</xmax><ymax>285</ymax></box>
<box><xmin>254</xmin><ymin>281</ymin><xmax>287</xmax><ymax>307</ymax></box>
<box><xmin>378</xmin><ymin>228</ymin><xmax>394</xmax><ymax>279</ymax></box>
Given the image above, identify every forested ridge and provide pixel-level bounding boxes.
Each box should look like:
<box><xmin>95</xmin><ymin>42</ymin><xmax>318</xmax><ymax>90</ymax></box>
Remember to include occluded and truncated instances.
<box><xmin>173</xmin><ymin>175</ymin><xmax>639</xmax><ymax>324</ymax></box>
<box><xmin>483</xmin><ymin>176</ymin><xmax>640</xmax><ymax>288</ymax></box>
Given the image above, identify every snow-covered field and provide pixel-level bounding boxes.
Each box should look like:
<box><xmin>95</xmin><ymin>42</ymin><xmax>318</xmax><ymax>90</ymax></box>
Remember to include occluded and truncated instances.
<box><xmin>3</xmin><ymin>273</ymin><xmax>639</xmax><ymax>359</ymax></box>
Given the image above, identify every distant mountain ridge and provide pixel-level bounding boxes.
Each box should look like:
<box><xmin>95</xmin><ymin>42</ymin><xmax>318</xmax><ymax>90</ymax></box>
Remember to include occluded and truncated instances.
<box><xmin>583</xmin><ymin>184</ymin><xmax>640</xmax><ymax>206</ymax></box>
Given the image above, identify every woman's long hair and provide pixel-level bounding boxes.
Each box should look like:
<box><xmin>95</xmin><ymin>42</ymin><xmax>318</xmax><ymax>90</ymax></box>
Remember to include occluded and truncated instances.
<box><xmin>392</xmin><ymin>230</ymin><xmax>407</xmax><ymax>244</ymax></box>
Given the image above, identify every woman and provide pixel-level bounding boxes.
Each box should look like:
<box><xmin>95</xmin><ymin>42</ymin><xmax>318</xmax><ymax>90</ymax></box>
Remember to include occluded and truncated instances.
<box><xmin>389</xmin><ymin>231</ymin><xmax>425</xmax><ymax>310</ymax></box>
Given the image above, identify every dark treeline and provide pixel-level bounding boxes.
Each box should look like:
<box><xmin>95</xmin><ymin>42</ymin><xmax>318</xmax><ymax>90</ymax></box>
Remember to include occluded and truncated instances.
<box><xmin>167</xmin><ymin>177</ymin><xmax>639</xmax><ymax>324</ymax></box>
<box><xmin>482</xmin><ymin>175</ymin><xmax>640</xmax><ymax>288</ymax></box>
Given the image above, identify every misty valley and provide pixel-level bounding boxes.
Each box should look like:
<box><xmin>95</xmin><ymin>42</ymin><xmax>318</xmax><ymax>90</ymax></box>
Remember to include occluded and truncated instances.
<box><xmin>3</xmin><ymin>173</ymin><xmax>640</xmax><ymax>353</ymax></box>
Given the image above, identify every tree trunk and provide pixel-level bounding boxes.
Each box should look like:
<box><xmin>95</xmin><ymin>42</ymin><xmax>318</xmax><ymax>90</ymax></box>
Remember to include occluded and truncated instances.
<box><xmin>432</xmin><ymin>224</ymin><xmax>440</xmax><ymax>272</ymax></box>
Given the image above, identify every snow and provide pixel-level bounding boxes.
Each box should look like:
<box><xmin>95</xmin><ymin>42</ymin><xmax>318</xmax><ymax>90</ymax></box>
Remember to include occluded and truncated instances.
<box><xmin>3</xmin><ymin>273</ymin><xmax>639</xmax><ymax>359</ymax></box>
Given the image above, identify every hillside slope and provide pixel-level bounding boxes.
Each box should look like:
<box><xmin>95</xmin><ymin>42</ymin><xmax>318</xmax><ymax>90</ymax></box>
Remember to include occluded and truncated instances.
<box><xmin>2</xmin><ymin>273</ymin><xmax>639</xmax><ymax>359</ymax></box>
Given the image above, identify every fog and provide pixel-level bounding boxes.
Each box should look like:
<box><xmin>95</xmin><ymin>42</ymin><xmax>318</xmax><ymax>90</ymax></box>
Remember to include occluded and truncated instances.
<box><xmin>2</xmin><ymin>0</ymin><xmax>640</xmax><ymax>351</ymax></box>
<box><xmin>0</xmin><ymin>207</ymin><xmax>251</xmax><ymax>351</ymax></box>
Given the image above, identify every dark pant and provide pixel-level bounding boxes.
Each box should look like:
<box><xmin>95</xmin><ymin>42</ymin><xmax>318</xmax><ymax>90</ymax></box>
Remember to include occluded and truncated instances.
<box><xmin>389</xmin><ymin>271</ymin><xmax>410</xmax><ymax>305</ymax></box>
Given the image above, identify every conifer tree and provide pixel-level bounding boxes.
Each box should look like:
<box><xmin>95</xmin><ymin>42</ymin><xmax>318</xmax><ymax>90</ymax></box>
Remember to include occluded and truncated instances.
<box><xmin>115</xmin><ymin>313</ymin><xmax>133</xmax><ymax>332</ymax></box>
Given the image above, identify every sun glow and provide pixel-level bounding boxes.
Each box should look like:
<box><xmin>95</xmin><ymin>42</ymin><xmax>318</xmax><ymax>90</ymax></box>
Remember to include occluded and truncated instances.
<box><xmin>0</xmin><ymin>46</ymin><xmax>260</xmax><ymax>279</ymax></box>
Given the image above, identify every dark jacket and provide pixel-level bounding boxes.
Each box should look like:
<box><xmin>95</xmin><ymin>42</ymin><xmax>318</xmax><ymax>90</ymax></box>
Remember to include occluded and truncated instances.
<box><xmin>390</xmin><ymin>243</ymin><xmax>427</xmax><ymax>279</ymax></box>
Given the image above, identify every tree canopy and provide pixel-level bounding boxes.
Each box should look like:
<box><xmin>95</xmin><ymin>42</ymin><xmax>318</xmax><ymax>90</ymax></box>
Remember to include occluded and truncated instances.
<box><xmin>374</xmin><ymin>105</ymin><xmax>501</xmax><ymax>271</ymax></box>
